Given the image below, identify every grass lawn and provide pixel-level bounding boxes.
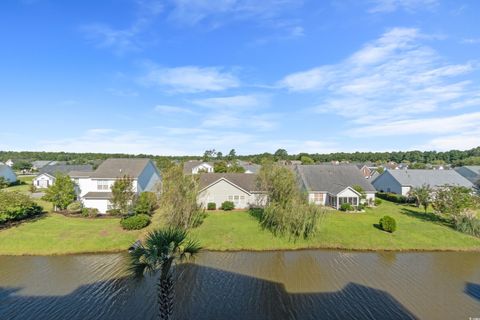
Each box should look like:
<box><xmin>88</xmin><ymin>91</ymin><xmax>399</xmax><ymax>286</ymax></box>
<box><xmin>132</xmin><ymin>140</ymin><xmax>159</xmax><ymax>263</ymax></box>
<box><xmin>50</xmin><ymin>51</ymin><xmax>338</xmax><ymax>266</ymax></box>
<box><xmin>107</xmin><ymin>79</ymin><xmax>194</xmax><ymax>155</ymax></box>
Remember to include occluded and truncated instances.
<box><xmin>0</xmin><ymin>213</ymin><xmax>140</xmax><ymax>255</ymax></box>
<box><xmin>189</xmin><ymin>201</ymin><xmax>480</xmax><ymax>251</ymax></box>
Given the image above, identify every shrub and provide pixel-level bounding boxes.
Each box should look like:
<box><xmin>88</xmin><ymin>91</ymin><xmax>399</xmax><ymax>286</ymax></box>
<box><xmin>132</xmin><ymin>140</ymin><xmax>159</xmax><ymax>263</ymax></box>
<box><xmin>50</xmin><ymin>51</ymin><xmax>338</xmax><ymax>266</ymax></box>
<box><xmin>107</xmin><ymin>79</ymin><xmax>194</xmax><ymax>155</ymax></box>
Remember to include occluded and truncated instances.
<box><xmin>379</xmin><ymin>216</ymin><xmax>396</xmax><ymax>233</ymax></box>
<box><xmin>134</xmin><ymin>192</ymin><xmax>158</xmax><ymax>216</ymax></box>
<box><xmin>120</xmin><ymin>214</ymin><xmax>151</xmax><ymax>230</ymax></box>
<box><xmin>454</xmin><ymin>213</ymin><xmax>480</xmax><ymax>237</ymax></box>
<box><xmin>81</xmin><ymin>207</ymin><xmax>99</xmax><ymax>218</ymax></box>
<box><xmin>106</xmin><ymin>208</ymin><xmax>123</xmax><ymax>216</ymax></box>
<box><xmin>374</xmin><ymin>198</ymin><xmax>382</xmax><ymax>206</ymax></box>
<box><xmin>207</xmin><ymin>202</ymin><xmax>216</xmax><ymax>210</ymax></box>
<box><xmin>221</xmin><ymin>201</ymin><xmax>235</xmax><ymax>211</ymax></box>
<box><xmin>66</xmin><ymin>201</ymin><xmax>82</xmax><ymax>213</ymax></box>
<box><xmin>340</xmin><ymin>203</ymin><xmax>353</xmax><ymax>212</ymax></box>
<box><xmin>81</xmin><ymin>208</ymin><xmax>89</xmax><ymax>217</ymax></box>
<box><xmin>376</xmin><ymin>192</ymin><xmax>413</xmax><ymax>204</ymax></box>
<box><xmin>0</xmin><ymin>191</ymin><xmax>43</xmax><ymax>225</ymax></box>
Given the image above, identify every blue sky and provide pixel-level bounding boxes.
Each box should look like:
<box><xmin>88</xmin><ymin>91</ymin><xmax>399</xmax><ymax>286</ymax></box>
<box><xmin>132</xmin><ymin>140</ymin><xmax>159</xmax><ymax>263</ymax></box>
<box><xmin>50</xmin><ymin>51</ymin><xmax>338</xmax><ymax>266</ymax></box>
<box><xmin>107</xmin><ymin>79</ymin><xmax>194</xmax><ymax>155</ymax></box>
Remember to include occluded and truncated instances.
<box><xmin>1</xmin><ymin>0</ymin><xmax>479</xmax><ymax>155</ymax></box>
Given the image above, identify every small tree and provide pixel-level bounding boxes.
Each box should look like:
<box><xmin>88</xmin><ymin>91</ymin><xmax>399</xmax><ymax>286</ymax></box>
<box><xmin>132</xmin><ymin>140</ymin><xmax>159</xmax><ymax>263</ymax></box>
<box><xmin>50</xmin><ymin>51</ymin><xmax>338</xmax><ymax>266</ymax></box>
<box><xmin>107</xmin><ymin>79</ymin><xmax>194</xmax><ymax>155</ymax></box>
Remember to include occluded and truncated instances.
<box><xmin>409</xmin><ymin>184</ymin><xmax>432</xmax><ymax>213</ymax></box>
<box><xmin>274</xmin><ymin>149</ymin><xmax>288</xmax><ymax>161</ymax></box>
<box><xmin>432</xmin><ymin>185</ymin><xmax>479</xmax><ymax>226</ymax></box>
<box><xmin>134</xmin><ymin>192</ymin><xmax>158</xmax><ymax>216</ymax></box>
<box><xmin>111</xmin><ymin>175</ymin><xmax>136</xmax><ymax>215</ymax></box>
<box><xmin>12</xmin><ymin>161</ymin><xmax>32</xmax><ymax>171</ymax></box>
<box><xmin>43</xmin><ymin>173</ymin><xmax>76</xmax><ymax>211</ymax></box>
<box><xmin>300</xmin><ymin>156</ymin><xmax>314</xmax><ymax>165</ymax></box>
<box><xmin>214</xmin><ymin>161</ymin><xmax>228</xmax><ymax>173</ymax></box>
<box><xmin>226</xmin><ymin>149</ymin><xmax>237</xmax><ymax>162</ymax></box>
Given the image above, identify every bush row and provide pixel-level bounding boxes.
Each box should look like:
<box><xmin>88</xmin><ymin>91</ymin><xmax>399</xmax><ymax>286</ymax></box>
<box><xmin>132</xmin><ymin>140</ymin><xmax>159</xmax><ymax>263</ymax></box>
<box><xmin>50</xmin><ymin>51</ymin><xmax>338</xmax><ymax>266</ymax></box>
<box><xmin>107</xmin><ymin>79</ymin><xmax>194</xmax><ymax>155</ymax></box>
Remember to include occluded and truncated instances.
<box><xmin>0</xmin><ymin>191</ymin><xmax>43</xmax><ymax>225</ymax></box>
<box><xmin>376</xmin><ymin>192</ymin><xmax>415</xmax><ymax>204</ymax></box>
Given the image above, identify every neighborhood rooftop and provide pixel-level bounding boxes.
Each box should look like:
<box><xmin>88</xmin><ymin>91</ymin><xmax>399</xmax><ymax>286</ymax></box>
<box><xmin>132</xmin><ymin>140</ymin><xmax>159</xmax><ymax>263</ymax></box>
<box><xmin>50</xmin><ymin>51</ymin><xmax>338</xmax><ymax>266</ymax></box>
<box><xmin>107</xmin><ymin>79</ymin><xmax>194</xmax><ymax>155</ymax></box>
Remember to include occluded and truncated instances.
<box><xmin>198</xmin><ymin>173</ymin><xmax>261</xmax><ymax>193</ymax></box>
<box><xmin>40</xmin><ymin>164</ymin><xmax>93</xmax><ymax>176</ymax></box>
<box><xmin>380</xmin><ymin>169</ymin><xmax>474</xmax><ymax>188</ymax></box>
<box><xmin>89</xmin><ymin>158</ymin><xmax>152</xmax><ymax>179</ymax></box>
<box><xmin>295</xmin><ymin>165</ymin><xmax>377</xmax><ymax>194</ymax></box>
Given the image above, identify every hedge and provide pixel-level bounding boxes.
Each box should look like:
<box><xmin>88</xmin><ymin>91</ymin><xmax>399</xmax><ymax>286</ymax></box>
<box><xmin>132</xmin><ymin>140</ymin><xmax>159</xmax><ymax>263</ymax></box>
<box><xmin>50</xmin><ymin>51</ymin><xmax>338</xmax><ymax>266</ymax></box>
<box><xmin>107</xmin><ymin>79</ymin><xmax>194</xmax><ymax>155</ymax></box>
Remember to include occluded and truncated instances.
<box><xmin>376</xmin><ymin>192</ymin><xmax>414</xmax><ymax>204</ymax></box>
<box><xmin>120</xmin><ymin>214</ymin><xmax>151</xmax><ymax>230</ymax></box>
<box><xmin>0</xmin><ymin>191</ymin><xmax>43</xmax><ymax>225</ymax></box>
<box><xmin>221</xmin><ymin>201</ymin><xmax>235</xmax><ymax>211</ymax></box>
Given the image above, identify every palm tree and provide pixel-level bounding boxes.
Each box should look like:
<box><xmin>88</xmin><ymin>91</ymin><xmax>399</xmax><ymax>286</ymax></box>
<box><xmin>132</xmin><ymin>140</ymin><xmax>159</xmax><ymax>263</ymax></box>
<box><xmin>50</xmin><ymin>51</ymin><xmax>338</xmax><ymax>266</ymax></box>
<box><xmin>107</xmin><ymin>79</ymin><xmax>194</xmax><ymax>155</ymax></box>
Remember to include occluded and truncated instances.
<box><xmin>129</xmin><ymin>227</ymin><xmax>201</xmax><ymax>320</ymax></box>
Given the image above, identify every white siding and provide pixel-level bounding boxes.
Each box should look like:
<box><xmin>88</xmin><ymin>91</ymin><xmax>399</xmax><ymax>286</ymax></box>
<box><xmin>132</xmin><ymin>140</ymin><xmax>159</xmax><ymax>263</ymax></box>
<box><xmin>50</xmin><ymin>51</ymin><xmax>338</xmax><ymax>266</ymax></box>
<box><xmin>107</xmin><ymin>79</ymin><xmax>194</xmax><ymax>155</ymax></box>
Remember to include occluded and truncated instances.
<box><xmin>372</xmin><ymin>171</ymin><xmax>403</xmax><ymax>194</ymax></box>
<box><xmin>33</xmin><ymin>174</ymin><xmax>55</xmax><ymax>188</ymax></box>
<box><xmin>82</xmin><ymin>199</ymin><xmax>110</xmax><ymax>214</ymax></box>
<box><xmin>192</xmin><ymin>163</ymin><xmax>214</xmax><ymax>174</ymax></box>
<box><xmin>198</xmin><ymin>179</ymin><xmax>258</xmax><ymax>209</ymax></box>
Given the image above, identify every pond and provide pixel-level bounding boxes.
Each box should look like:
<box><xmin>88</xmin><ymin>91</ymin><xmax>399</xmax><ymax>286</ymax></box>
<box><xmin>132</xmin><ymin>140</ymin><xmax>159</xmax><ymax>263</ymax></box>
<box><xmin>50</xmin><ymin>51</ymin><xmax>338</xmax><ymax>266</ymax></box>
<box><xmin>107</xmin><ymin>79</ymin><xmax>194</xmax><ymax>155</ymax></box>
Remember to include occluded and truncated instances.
<box><xmin>0</xmin><ymin>250</ymin><xmax>479</xmax><ymax>319</ymax></box>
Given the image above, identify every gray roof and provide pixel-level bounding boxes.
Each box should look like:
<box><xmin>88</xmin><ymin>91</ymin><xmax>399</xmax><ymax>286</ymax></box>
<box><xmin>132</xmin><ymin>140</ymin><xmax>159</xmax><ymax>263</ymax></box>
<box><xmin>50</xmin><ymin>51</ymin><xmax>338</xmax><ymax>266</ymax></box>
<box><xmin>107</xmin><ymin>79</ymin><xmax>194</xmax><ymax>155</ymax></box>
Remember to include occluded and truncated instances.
<box><xmin>295</xmin><ymin>165</ymin><xmax>376</xmax><ymax>194</ymax></box>
<box><xmin>40</xmin><ymin>164</ymin><xmax>93</xmax><ymax>176</ymax></box>
<box><xmin>90</xmin><ymin>158</ymin><xmax>152</xmax><ymax>179</ymax></box>
<box><xmin>32</xmin><ymin>160</ymin><xmax>54</xmax><ymax>169</ymax></box>
<box><xmin>83</xmin><ymin>192</ymin><xmax>112</xmax><ymax>199</ymax></box>
<box><xmin>68</xmin><ymin>171</ymin><xmax>94</xmax><ymax>178</ymax></box>
<box><xmin>198</xmin><ymin>173</ymin><xmax>261</xmax><ymax>193</ymax></box>
<box><xmin>385</xmin><ymin>169</ymin><xmax>474</xmax><ymax>188</ymax></box>
<box><xmin>183</xmin><ymin>160</ymin><xmax>213</xmax><ymax>174</ymax></box>
<box><xmin>237</xmin><ymin>160</ymin><xmax>261</xmax><ymax>173</ymax></box>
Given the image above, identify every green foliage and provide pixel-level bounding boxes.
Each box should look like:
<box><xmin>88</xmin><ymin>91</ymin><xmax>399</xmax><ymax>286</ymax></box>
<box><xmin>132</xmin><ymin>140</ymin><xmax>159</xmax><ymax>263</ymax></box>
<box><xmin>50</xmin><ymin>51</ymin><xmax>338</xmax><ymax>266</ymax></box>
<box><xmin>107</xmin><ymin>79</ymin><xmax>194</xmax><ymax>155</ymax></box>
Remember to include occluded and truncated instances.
<box><xmin>214</xmin><ymin>161</ymin><xmax>228</xmax><ymax>173</ymax></box>
<box><xmin>454</xmin><ymin>213</ymin><xmax>480</xmax><ymax>237</ymax></box>
<box><xmin>120</xmin><ymin>214</ymin><xmax>151</xmax><ymax>230</ymax></box>
<box><xmin>432</xmin><ymin>186</ymin><xmax>478</xmax><ymax>217</ymax></box>
<box><xmin>410</xmin><ymin>162</ymin><xmax>427</xmax><ymax>169</ymax></box>
<box><xmin>379</xmin><ymin>216</ymin><xmax>396</xmax><ymax>233</ymax></box>
<box><xmin>12</xmin><ymin>161</ymin><xmax>32</xmax><ymax>171</ymax></box>
<box><xmin>202</xmin><ymin>149</ymin><xmax>217</xmax><ymax>162</ymax></box>
<box><xmin>0</xmin><ymin>191</ymin><xmax>43</xmax><ymax>225</ymax></box>
<box><xmin>207</xmin><ymin>202</ymin><xmax>216</xmax><ymax>210</ymax></box>
<box><xmin>221</xmin><ymin>201</ymin><xmax>235</xmax><ymax>211</ymax></box>
<box><xmin>111</xmin><ymin>175</ymin><xmax>136</xmax><ymax>215</ymax></box>
<box><xmin>376</xmin><ymin>167</ymin><xmax>385</xmax><ymax>174</ymax></box>
<box><xmin>409</xmin><ymin>184</ymin><xmax>433</xmax><ymax>213</ymax></box>
<box><xmin>81</xmin><ymin>207</ymin><xmax>99</xmax><ymax>217</ymax></box>
<box><xmin>376</xmin><ymin>192</ymin><xmax>413</xmax><ymax>204</ymax></box>
<box><xmin>134</xmin><ymin>192</ymin><xmax>158</xmax><ymax>216</ymax></box>
<box><xmin>42</xmin><ymin>173</ymin><xmax>76</xmax><ymax>211</ymax></box>
<box><xmin>340</xmin><ymin>203</ymin><xmax>353</xmax><ymax>211</ymax></box>
<box><xmin>160</xmin><ymin>165</ymin><xmax>205</xmax><ymax>229</ymax></box>
<box><xmin>106</xmin><ymin>208</ymin><xmax>123</xmax><ymax>216</ymax></box>
<box><xmin>256</xmin><ymin>163</ymin><xmax>325</xmax><ymax>240</ymax></box>
<box><xmin>300</xmin><ymin>155</ymin><xmax>314</xmax><ymax>164</ymax></box>
<box><xmin>454</xmin><ymin>156</ymin><xmax>480</xmax><ymax>166</ymax></box>
<box><xmin>226</xmin><ymin>149</ymin><xmax>237</xmax><ymax>162</ymax></box>
<box><xmin>374</xmin><ymin>198</ymin><xmax>383</xmax><ymax>206</ymax></box>
<box><xmin>0</xmin><ymin>177</ymin><xmax>9</xmax><ymax>189</ymax></box>
<box><xmin>274</xmin><ymin>148</ymin><xmax>288</xmax><ymax>161</ymax></box>
<box><xmin>66</xmin><ymin>201</ymin><xmax>82</xmax><ymax>213</ymax></box>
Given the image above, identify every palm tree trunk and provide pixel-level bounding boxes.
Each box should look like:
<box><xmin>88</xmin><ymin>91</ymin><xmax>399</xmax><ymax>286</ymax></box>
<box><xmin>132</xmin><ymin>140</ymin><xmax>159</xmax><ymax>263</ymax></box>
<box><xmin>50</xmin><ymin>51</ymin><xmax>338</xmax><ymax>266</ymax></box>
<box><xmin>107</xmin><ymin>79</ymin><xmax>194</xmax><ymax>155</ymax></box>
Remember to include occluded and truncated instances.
<box><xmin>157</xmin><ymin>272</ymin><xmax>174</xmax><ymax>320</ymax></box>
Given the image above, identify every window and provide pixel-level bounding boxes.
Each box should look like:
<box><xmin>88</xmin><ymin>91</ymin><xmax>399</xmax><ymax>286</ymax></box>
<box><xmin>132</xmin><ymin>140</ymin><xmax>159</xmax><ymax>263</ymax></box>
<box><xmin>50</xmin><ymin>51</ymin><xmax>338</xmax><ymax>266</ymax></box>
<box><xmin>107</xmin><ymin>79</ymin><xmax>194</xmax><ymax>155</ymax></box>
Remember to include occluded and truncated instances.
<box><xmin>313</xmin><ymin>193</ymin><xmax>324</xmax><ymax>203</ymax></box>
<box><xmin>97</xmin><ymin>180</ymin><xmax>109</xmax><ymax>191</ymax></box>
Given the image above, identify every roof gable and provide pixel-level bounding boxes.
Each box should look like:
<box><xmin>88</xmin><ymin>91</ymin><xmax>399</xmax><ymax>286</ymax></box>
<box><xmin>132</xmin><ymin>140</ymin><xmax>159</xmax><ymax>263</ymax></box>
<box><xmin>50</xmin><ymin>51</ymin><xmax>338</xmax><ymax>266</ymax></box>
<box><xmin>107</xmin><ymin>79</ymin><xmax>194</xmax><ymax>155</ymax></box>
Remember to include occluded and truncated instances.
<box><xmin>90</xmin><ymin>158</ymin><xmax>152</xmax><ymax>179</ymax></box>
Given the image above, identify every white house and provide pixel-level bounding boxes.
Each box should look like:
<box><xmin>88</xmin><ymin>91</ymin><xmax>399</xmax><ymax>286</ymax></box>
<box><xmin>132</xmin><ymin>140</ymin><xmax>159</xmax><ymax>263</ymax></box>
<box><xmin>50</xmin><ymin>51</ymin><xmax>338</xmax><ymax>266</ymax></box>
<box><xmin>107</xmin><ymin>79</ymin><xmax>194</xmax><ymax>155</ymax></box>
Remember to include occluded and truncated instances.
<box><xmin>5</xmin><ymin>159</ymin><xmax>14</xmax><ymax>167</ymax></box>
<box><xmin>372</xmin><ymin>169</ymin><xmax>475</xmax><ymax>196</ymax></box>
<box><xmin>184</xmin><ymin>160</ymin><xmax>214</xmax><ymax>174</ymax></box>
<box><xmin>294</xmin><ymin>165</ymin><xmax>376</xmax><ymax>209</ymax></box>
<box><xmin>0</xmin><ymin>164</ymin><xmax>17</xmax><ymax>183</ymax></box>
<box><xmin>32</xmin><ymin>164</ymin><xmax>93</xmax><ymax>189</ymax></box>
<box><xmin>198</xmin><ymin>173</ymin><xmax>266</xmax><ymax>209</ymax></box>
<box><xmin>74</xmin><ymin>158</ymin><xmax>161</xmax><ymax>214</ymax></box>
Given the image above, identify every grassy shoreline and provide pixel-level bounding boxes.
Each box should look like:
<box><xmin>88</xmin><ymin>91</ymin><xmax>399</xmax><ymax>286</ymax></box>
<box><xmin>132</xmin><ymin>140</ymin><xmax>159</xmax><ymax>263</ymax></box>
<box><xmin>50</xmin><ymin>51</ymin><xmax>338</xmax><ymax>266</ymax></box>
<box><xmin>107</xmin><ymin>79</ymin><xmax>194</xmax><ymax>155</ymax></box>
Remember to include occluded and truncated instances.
<box><xmin>1</xmin><ymin>198</ymin><xmax>479</xmax><ymax>255</ymax></box>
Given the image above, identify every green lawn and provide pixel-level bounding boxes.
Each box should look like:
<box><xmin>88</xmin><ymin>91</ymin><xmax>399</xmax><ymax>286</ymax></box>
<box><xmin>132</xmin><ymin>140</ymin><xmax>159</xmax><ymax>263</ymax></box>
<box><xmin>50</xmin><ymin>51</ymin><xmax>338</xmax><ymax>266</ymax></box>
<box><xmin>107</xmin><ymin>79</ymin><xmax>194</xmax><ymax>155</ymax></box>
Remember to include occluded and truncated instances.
<box><xmin>189</xmin><ymin>201</ymin><xmax>480</xmax><ymax>251</ymax></box>
<box><xmin>3</xmin><ymin>175</ymin><xmax>35</xmax><ymax>193</ymax></box>
<box><xmin>0</xmin><ymin>213</ymin><xmax>140</xmax><ymax>255</ymax></box>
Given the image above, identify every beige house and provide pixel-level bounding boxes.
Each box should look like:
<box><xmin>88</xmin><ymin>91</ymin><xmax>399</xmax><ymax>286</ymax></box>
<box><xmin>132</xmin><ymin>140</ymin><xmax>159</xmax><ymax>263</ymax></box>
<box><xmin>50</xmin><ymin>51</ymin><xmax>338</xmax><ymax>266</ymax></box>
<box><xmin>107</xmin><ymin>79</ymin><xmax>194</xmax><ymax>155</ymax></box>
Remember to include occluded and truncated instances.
<box><xmin>198</xmin><ymin>173</ymin><xmax>265</xmax><ymax>209</ymax></box>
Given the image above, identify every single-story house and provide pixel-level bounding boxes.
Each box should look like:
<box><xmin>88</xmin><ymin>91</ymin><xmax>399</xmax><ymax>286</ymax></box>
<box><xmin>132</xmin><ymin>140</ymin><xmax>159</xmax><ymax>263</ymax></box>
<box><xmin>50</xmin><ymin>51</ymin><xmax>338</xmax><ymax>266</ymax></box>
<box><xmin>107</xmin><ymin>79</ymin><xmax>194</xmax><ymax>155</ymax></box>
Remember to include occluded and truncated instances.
<box><xmin>0</xmin><ymin>164</ymin><xmax>17</xmax><ymax>183</ymax></box>
<box><xmin>455</xmin><ymin>166</ymin><xmax>480</xmax><ymax>186</ymax></box>
<box><xmin>372</xmin><ymin>169</ymin><xmax>475</xmax><ymax>196</ymax></box>
<box><xmin>294</xmin><ymin>165</ymin><xmax>376</xmax><ymax>209</ymax></box>
<box><xmin>75</xmin><ymin>158</ymin><xmax>161</xmax><ymax>214</ymax></box>
<box><xmin>33</xmin><ymin>164</ymin><xmax>93</xmax><ymax>189</ymax></box>
<box><xmin>183</xmin><ymin>160</ymin><xmax>214</xmax><ymax>174</ymax></box>
<box><xmin>198</xmin><ymin>173</ymin><xmax>266</xmax><ymax>209</ymax></box>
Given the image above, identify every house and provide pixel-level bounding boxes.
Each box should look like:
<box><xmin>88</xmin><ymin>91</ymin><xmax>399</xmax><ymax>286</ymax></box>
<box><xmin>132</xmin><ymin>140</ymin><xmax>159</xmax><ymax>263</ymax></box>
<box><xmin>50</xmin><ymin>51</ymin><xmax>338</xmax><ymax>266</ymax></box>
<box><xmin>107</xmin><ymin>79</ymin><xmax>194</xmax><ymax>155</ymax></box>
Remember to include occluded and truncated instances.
<box><xmin>356</xmin><ymin>164</ymin><xmax>379</xmax><ymax>179</ymax></box>
<box><xmin>0</xmin><ymin>164</ymin><xmax>17</xmax><ymax>183</ymax></box>
<box><xmin>31</xmin><ymin>160</ymin><xmax>56</xmax><ymax>171</ymax></box>
<box><xmin>237</xmin><ymin>160</ymin><xmax>261</xmax><ymax>174</ymax></box>
<box><xmin>294</xmin><ymin>165</ymin><xmax>376</xmax><ymax>209</ymax></box>
<box><xmin>5</xmin><ymin>159</ymin><xmax>14</xmax><ymax>167</ymax></box>
<box><xmin>455</xmin><ymin>166</ymin><xmax>480</xmax><ymax>186</ymax></box>
<box><xmin>198</xmin><ymin>173</ymin><xmax>265</xmax><ymax>209</ymax></box>
<box><xmin>372</xmin><ymin>169</ymin><xmax>475</xmax><ymax>196</ymax></box>
<box><xmin>74</xmin><ymin>158</ymin><xmax>161</xmax><ymax>214</ymax></box>
<box><xmin>33</xmin><ymin>164</ymin><xmax>93</xmax><ymax>189</ymax></box>
<box><xmin>183</xmin><ymin>160</ymin><xmax>214</xmax><ymax>174</ymax></box>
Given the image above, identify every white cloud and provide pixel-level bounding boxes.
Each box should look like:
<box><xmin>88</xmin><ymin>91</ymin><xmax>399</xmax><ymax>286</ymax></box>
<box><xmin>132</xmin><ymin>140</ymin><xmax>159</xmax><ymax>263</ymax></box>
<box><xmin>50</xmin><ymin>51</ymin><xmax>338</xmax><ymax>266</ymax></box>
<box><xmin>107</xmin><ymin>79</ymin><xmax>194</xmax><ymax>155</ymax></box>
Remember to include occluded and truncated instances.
<box><xmin>367</xmin><ymin>0</ymin><xmax>438</xmax><ymax>13</ymax></box>
<box><xmin>140</xmin><ymin>65</ymin><xmax>239</xmax><ymax>93</ymax></box>
<box><xmin>154</xmin><ymin>105</ymin><xmax>196</xmax><ymax>114</ymax></box>
<box><xmin>421</xmin><ymin>128</ymin><xmax>480</xmax><ymax>151</ymax></box>
<box><xmin>461</xmin><ymin>38</ymin><xmax>480</xmax><ymax>44</ymax></box>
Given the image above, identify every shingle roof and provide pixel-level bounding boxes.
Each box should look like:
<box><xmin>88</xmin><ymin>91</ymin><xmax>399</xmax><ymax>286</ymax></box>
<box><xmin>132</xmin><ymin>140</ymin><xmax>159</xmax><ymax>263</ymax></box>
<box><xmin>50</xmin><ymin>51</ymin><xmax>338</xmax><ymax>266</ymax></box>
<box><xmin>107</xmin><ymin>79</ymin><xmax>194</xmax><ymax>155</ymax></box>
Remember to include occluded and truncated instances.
<box><xmin>32</xmin><ymin>160</ymin><xmax>54</xmax><ymax>169</ymax></box>
<box><xmin>40</xmin><ymin>164</ymin><xmax>93</xmax><ymax>176</ymax></box>
<box><xmin>83</xmin><ymin>192</ymin><xmax>112</xmax><ymax>199</ymax></box>
<box><xmin>183</xmin><ymin>161</ymin><xmax>213</xmax><ymax>174</ymax></box>
<box><xmin>90</xmin><ymin>158</ymin><xmax>152</xmax><ymax>179</ymax></box>
<box><xmin>295</xmin><ymin>165</ymin><xmax>376</xmax><ymax>194</ymax></box>
<box><xmin>386</xmin><ymin>169</ymin><xmax>474</xmax><ymax>188</ymax></box>
<box><xmin>68</xmin><ymin>171</ymin><xmax>94</xmax><ymax>178</ymax></box>
<box><xmin>198</xmin><ymin>173</ymin><xmax>261</xmax><ymax>193</ymax></box>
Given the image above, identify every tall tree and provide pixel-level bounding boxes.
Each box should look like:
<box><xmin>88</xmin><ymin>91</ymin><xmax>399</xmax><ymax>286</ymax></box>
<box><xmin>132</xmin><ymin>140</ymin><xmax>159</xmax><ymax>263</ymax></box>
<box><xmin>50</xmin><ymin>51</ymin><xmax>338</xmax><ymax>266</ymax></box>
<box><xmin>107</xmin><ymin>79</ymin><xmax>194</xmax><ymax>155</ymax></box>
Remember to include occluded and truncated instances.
<box><xmin>274</xmin><ymin>149</ymin><xmax>288</xmax><ymax>161</ymax></box>
<box><xmin>130</xmin><ymin>228</ymin><xmax>201</xmax><ymax>320</ymax></box>
<box><xmin>111</xmin><ymin>175</ymin><xmax>136</xmax><ymax>215</ymax></box>
<box><xmin>160</xmin><ymin>165</ymin><xmax>204</xmax><ymax>229</ymax></box>
<box><xmin>409</xmin><ymin>184</ymin><xmax>432</xmax><ymax>213</ymax></box>
<box><xmin>202</xmin><ymin>149</ymin><xmax>216</xmax><ymax>162</ymax></box>
<box><xmin>226</xmin><ymin>149</ymin><xmax>237</xmax><ymax>162</ymax></box>
<box><xmin>43</xmin><ymin>173</ymin><xmax>76</xmax><ymax>211</ymax></box>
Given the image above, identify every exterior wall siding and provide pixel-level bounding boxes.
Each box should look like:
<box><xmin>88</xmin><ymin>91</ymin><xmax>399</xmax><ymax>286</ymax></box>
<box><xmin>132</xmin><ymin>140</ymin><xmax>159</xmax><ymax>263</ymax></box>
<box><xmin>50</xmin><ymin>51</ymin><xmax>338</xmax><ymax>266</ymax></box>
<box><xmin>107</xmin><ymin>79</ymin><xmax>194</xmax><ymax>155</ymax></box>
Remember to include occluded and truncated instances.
<box><xmin>137</xmin><ymin>161</ymin><xmax>161</xmax><ymax>192</ymax></box>
<box><xmin>82</xmin><ymin>199</ymin><xmax>110</xmax><ymax>214</ymax></box>
<box><xmin>198</xmin><ymin>180</ymin><xmax>258</xmax><ymax>209</ymax></box>
<box><xmin>372</xmin><ymin>172</ymin><xmax>403</xmax><ymax>194</ymax></box>
<box><xmin>33</xmin><ymin>174</ymin><xmax>55</xmax><ymax>188</ymax></box>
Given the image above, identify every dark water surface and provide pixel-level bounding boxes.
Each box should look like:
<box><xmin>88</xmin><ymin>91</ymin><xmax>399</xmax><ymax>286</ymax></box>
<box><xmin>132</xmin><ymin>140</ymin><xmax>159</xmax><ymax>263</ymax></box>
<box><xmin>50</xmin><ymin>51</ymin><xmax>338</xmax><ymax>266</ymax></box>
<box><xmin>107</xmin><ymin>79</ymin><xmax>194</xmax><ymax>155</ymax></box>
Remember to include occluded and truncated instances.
<box><xmin>0</xmin><ymin>251</ymin><xmax>479</xmax><ymax>320</ymax></box>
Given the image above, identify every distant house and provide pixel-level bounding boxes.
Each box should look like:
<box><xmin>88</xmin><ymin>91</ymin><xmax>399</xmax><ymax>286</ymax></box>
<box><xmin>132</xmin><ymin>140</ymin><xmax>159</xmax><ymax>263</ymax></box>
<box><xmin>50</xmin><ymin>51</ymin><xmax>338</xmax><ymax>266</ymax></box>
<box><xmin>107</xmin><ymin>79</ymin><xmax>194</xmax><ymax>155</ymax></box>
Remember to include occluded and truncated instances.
<box><xmin>5</xmin><ymin>159</ymin><xmax>14</xmax><ymax>167</ymax></box>
<box><xmin>372</xmin><ymin>169</ymin><xmax>475</xmax><ymax>196</ymax></box>
<box><xmin>455</xmin><ymin>166</ymin><xmax>480</xmax><ymax>186</ymax></box>
<box><xmin>237</xmin><ymin>160</ymin><xmax>261</xmax><ymax>174</ymax></box>
<box><xmin>75</xmin><ymin>158</ymin><xmax>161</xmax><ymax>214</ymax></box>
<box><xmin>294</xmin><ymin>165</ymin><xmax>376</xmax><ymax>209</ymax></box>
<box><xmin>198</xmin><ymin>173</ymin><xmax>265</xmax><ymax>209</ymax></box>
<box><xmin>33</xmin><ymin>164</ymin><xmax>93</xmax><ymax>189</ymax></box>
<box><xmin>356</xmin><ymin>164</ymin><xmax>378</xmax><ymax>179</ymax></box>
<box><xmin>183</xmin><ymin>160</ymin><xmax>214</xmax><ymax>174</ymax></box>
<box><xmin>0</xmin><ymin>164</ymin><xmax>17</xmax><ymax>183</ymax></box>
<box><xmin>31</xmin><ymin>160</ymin><xmax>56</xmax><ymax>171</ymax></box>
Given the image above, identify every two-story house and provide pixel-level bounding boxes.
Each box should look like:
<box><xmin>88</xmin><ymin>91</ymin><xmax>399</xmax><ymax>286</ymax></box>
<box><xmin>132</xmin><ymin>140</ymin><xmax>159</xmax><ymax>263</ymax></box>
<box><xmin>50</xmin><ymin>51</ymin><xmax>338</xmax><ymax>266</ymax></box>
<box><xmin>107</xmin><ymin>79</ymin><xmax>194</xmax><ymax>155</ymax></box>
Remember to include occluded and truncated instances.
<box><xmin>73</xmin><ymin>158</ymin><xmax>161</xmax><ymax>214</ymax></box>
